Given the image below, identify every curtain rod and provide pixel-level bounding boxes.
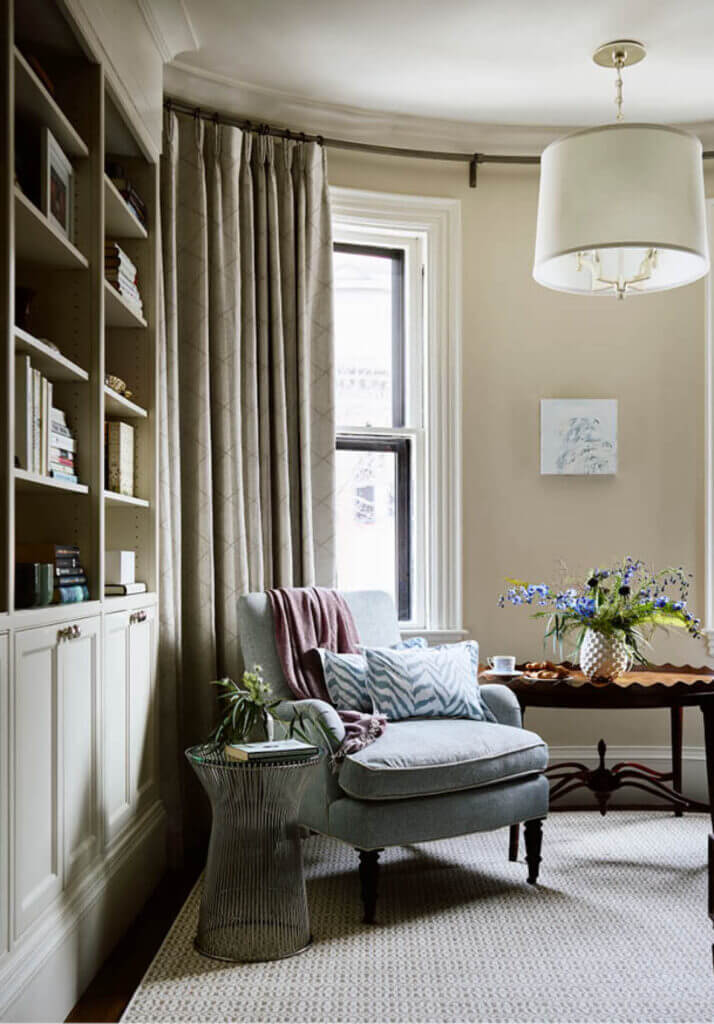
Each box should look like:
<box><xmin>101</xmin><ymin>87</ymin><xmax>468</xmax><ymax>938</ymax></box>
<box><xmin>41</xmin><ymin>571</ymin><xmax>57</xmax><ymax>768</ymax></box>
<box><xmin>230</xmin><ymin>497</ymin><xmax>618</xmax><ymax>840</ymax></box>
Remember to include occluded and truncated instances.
<box><xmin>164</xmin><ymin>97</ymin><xmax>714</xmax><ymax>189</ymax></box>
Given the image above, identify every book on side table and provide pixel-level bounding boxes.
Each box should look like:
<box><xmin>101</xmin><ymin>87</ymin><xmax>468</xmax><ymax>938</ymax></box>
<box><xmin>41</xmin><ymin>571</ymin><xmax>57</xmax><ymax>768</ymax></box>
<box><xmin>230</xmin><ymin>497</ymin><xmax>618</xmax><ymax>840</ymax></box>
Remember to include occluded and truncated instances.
<box><xmin>224</xmin><ymin>738</ymin><xmax>319</xmax><ymax>762</ymax></box>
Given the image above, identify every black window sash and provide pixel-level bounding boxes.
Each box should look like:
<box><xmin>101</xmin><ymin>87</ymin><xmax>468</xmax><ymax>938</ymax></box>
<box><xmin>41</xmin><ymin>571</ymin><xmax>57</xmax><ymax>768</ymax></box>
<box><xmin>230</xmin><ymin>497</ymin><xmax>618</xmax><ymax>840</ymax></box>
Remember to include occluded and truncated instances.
<box><xmin>336</xmin><ymin>436</ymin><xmax>411</xmax><ymax>620</ymax></box>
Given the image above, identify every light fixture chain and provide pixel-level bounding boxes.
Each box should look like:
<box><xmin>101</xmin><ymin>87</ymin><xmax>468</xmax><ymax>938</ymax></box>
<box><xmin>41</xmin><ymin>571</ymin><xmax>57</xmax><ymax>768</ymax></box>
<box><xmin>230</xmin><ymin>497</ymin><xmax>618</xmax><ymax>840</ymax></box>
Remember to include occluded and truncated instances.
<box><xmin>614</xmin><ymin>52</ymin><xmax>625</xmax><ymax>121</ymax></box>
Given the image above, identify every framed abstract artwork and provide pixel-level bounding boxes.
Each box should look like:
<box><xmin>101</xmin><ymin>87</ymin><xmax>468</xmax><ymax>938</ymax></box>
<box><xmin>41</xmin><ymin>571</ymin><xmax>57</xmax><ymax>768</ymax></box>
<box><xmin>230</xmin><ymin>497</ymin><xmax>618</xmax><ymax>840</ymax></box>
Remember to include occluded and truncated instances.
<box><xmin>540</xmin><ymin>399</ymin><xmax>617</xmax><ymax>475</ymax></box>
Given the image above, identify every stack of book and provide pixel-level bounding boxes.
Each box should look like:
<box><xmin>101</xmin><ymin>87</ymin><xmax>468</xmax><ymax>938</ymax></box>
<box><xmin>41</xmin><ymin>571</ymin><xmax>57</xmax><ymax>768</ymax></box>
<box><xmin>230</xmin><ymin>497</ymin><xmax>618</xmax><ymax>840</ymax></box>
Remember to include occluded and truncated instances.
<box><xmin>17</xmin><ymin>542</ymin><xmax>89</xmax><ymax>604</ymax></box>
<box><xmin>50</xmin><ymin>407</ymin><xmax>78</xmax><ymax>484</ymax></box>
<box><xmin>106</xmin><ymin>161</ymin><xmax>147</xmax><ymax>229</ymax></box>
<box><xmin>224</xmin><ymin>739</ymin><xmax>320</xmax><ymax>763</ymax></box>
<box><xmin>105</xmin><ymin>421</ymin><xmax>134</xmax><ymax>496</ymax></box>
<box><xmin>105</xmin><ymin>242</ymin><xmax>143</xmax><ymax>318</ymax></box>
<box><xmin>15</xmin><ymin>354</ymin><xmax>78</xmax><ymax>482</ymax></box>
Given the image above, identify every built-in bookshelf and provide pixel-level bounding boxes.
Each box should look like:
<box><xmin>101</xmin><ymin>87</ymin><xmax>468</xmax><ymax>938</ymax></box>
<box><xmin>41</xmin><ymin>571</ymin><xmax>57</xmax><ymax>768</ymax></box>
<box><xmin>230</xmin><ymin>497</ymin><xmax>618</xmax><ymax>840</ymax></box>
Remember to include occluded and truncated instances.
<box><xmin>0</xmin><ymin>0</ymin><xmax>159</xmax><ymax>612</ymax></box>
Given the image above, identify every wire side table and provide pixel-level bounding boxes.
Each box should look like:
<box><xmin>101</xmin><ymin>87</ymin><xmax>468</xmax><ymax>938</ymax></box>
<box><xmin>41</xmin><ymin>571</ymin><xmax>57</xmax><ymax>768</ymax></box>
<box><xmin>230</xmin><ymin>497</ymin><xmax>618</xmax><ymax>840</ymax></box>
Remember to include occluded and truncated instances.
<box><xmin>186</xmin><ymin>743</ymin><xmax>321</xmax><ymax>962</ymax></box>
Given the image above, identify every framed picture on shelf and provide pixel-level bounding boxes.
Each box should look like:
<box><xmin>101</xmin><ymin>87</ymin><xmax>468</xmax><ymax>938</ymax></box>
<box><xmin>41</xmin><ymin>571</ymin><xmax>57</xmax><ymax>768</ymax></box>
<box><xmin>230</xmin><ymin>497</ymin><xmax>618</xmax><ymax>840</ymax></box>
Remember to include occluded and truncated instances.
<box><xmin>41</xmin><ymin>127</ymin><xmax>73</xmax><ymax>240</ymax></box>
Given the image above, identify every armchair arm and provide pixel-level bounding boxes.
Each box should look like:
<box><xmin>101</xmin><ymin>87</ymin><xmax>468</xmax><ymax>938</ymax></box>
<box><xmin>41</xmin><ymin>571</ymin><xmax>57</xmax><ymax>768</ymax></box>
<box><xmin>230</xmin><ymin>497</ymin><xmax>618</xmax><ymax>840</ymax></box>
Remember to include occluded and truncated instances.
<box><xmin>480</xmin><ymin>684</ymin><xmax>522</xmax><ymax>728</ymax></box>
<box><xmin>274</xmin><ymin>698</ymin><xmax>346</xmax><ymax>753</ymax></box>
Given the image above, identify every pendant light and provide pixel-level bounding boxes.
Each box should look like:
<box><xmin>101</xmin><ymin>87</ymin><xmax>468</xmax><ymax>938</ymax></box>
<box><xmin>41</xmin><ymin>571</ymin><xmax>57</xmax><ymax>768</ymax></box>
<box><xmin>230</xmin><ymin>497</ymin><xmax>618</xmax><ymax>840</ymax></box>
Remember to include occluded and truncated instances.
<box><xmin>533</xmin><ymin>41</ymin><xmax>709</xmax><ymax>298</ymax></box>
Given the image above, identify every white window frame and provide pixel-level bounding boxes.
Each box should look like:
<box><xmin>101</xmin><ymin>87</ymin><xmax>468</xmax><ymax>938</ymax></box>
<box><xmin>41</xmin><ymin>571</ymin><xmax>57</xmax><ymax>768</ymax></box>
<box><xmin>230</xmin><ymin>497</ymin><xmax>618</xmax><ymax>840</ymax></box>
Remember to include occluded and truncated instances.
<box><xmin>331</xmin><ymin>187</ymin><xmax>464</xmax><ymax>640</ymax></box>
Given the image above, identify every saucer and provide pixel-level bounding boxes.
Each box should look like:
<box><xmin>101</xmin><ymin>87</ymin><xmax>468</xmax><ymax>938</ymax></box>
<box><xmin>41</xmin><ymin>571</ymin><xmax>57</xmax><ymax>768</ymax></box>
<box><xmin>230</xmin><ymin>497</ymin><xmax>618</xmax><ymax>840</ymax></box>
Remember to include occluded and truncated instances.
<box><xmin>481</xmin><ymin>669</ymin><xmax>523</xmax><ymax>680</ymax></box>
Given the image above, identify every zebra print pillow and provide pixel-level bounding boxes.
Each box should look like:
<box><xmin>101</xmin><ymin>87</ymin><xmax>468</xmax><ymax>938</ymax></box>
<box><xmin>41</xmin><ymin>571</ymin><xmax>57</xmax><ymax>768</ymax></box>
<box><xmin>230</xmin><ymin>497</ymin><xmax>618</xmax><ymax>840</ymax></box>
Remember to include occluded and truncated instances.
<box><xmin>364</xmin><ymin>641</ymin><xmax>490</xmax><ymax>721</ymax></box>
<box><xmin>317</xmin><ymin>638</ymin><xmax>429</xmax><ymax>712</ymax></box>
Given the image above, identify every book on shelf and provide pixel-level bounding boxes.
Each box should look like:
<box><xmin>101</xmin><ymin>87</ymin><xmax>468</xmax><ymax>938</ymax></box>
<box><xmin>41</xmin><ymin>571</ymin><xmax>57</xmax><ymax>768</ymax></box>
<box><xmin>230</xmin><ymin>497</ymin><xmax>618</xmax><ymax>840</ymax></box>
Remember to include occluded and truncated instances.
<box><xmin>105</xmin><ymin>242</ymin><xmax>143</xmax><ymax>314</ymax></box>
<box><xmin>54</xmin><ymin>584</ymin><xmax>90</xmax><ymax>604</ymax></box>
<box><xmin>224</xmin><ymin>739</ymin><xmax>320</xmax><ymax>762</ymax></box>
<box><xmin>105</xmin><ymin>161</ymin><xmax>148</xmax><ymax>227</ymax></box>
<box><xmin>16</xmin><ymin>544</ymin><xmax>89</xmax><ymax>604</ymax></box>
<box><xmin>105</xmin><ymin>421</ymin><xmax>135</xmax><ymax>496</ymax></box>
<box><xmin>105</xmin><ymin>582</ymin><xmax>147</xmax><ymax>596</ymax></box>
<box><xmin>15</xmin><ymin>362</ymin><xmax>77</xmax><ymax>478</ymax></box>
<box><xmin>15</xmin><ymin>354</ymin><xmax>32</xmax><ymax>469</ymax></box>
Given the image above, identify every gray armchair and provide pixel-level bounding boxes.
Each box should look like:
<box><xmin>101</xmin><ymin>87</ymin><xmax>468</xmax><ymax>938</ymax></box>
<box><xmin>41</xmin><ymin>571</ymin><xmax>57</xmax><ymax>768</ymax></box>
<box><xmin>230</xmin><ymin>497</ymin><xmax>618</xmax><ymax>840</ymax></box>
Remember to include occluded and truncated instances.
<box><xmin>237</xmin><ymin>590</ymin><xmax>548</xmax><ymax>922</ymax></box>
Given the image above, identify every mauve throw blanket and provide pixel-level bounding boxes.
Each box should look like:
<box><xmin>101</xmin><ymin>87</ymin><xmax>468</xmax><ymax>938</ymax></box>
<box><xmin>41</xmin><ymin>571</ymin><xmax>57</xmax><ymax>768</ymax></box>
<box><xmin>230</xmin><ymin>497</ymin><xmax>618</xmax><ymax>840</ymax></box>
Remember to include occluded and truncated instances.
<box><xmin>267</xmin><ymin>587</ymin><xmax>386</xmax><ymax>759</ymax></box>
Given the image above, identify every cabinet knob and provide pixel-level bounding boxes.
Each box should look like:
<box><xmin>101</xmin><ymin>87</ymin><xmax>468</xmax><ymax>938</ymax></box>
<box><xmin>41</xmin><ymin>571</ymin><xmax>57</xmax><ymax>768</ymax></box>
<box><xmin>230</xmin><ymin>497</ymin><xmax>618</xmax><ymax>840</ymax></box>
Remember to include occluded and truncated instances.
<box><xmin>58</xmin><ymin>624</ymin><xmax>82</xmax><ymax>642</ymax></box>
<box><xmin>130</xmin><ymin>610</ymin><xmax>147</xmax><ymax>625</ymax></box>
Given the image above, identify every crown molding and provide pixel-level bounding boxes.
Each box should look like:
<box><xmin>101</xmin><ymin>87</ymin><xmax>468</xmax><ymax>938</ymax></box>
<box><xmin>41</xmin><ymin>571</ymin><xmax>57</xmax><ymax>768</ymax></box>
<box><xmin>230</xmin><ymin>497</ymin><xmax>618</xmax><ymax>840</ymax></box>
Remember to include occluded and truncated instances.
<box><xmin>165</xmin><ymin>60</ymin><xmax>714</xmax><ymax>156</ymax></box>
<box><xmin>138</xmin><ymin>0</ymin><xmax>198</xmax><ymax>63</ymax></box>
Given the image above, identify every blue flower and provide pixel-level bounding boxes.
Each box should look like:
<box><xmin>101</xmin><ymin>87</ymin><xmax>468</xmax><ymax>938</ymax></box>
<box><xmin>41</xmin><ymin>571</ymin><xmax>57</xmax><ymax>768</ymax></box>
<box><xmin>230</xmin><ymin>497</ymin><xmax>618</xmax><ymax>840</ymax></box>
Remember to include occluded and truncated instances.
<box><xmin>654</xmin><ymin>596</ymin><xmax>668</xmax><ymax>609</ymax></box>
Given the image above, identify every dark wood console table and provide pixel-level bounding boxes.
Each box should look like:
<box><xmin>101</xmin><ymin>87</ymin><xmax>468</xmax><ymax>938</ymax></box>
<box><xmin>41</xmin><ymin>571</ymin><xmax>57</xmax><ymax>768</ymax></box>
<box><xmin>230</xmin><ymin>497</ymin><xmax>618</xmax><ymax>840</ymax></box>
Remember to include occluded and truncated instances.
<box><xmin>502</xmin><ymin>664</ymin><xmax>714</xmax><ymax>860</ymax></box>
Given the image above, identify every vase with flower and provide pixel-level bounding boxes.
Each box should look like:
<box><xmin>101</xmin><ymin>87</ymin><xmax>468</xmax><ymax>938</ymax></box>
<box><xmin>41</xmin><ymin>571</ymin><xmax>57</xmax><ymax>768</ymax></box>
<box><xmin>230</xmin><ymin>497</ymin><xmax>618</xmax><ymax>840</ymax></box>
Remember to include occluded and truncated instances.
<box><xmin>499</xmin><ymin>558</ymin><xmax>702</xmax><ymax>682</ymax></box>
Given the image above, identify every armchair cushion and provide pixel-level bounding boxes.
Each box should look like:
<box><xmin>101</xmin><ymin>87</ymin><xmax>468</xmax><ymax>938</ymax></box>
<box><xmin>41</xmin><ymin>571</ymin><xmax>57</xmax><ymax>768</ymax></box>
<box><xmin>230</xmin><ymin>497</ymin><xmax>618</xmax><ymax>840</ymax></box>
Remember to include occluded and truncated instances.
<box><xmin>364</xmin><ymin>642</ymin><xmax>490</xmax><ymax>721</ymax></box>
<box><xmin>317</xmin><ymin>637</ymin><xmax>429</xmax><ymax>713</ymax></box>
<box><xmin>338</xmin><ymin>718</ymin><xmax>547</xmax><ymax>801</ymax></box>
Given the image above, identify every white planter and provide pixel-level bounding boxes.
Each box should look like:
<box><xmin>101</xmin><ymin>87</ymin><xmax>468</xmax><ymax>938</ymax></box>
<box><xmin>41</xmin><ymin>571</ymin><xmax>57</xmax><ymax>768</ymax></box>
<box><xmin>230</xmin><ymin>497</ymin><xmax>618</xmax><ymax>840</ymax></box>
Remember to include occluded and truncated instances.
<box><xmin>579</xmin><ymin>629</ymin><xmax>631</xmax><ymax>681</ymax></box>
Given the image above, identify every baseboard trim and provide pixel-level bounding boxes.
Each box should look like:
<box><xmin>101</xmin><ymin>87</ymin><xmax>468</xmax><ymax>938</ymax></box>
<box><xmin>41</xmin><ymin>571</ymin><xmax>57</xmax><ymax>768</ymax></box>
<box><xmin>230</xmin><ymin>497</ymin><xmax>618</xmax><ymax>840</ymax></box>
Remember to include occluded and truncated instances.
<box><xmin>0</xmin><ymin>800</ymin><xmax>166</xmax><ymax>1021</ymax></box>
<box><xmin>549</xmin><ymin>744</ymin><xmax>705</xmax><ymax>763</ymax></box>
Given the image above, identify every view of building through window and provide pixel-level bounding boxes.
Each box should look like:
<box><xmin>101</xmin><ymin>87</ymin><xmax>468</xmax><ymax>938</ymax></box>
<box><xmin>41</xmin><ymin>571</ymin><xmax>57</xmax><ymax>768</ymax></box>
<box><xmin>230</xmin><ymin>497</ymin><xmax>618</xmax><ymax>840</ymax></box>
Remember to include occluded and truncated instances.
<box><xmin>333</xmin><ymin>243</ymin><xmax>410</xmax><ymax>616</ymax></box>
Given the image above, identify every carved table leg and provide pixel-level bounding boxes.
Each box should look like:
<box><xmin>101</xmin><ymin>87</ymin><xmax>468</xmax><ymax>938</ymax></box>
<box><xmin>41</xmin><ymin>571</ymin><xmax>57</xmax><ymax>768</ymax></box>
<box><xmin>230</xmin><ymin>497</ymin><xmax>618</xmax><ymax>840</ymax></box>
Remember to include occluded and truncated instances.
<box><xmin>671</xmin><ymin>705</ymin><xmax>684</xmax><ymax>817</ymax></box>
<box><xmin>524</xmin><ymin>818</ymin><xmax>543</xmax><ymax>885</ymax></box>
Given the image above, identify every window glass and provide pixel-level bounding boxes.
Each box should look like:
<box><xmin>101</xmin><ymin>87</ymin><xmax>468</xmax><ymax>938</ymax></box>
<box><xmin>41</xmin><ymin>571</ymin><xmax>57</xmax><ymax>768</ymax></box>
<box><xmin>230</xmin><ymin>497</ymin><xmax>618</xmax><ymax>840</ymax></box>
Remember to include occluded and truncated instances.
<box><xmin>333</xmin><ymin>246</ymin><xmax>403</xmax><ymax>428</ymax></box>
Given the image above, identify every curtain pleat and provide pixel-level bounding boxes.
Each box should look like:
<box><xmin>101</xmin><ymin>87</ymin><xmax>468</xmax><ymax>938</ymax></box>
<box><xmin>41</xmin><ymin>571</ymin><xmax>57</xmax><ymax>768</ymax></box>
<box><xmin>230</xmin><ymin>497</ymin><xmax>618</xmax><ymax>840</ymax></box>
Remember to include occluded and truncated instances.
<box><xmin>158</xmin><ymin>112</ymin><xmax>336</xmax><ymax>859</ymax></box>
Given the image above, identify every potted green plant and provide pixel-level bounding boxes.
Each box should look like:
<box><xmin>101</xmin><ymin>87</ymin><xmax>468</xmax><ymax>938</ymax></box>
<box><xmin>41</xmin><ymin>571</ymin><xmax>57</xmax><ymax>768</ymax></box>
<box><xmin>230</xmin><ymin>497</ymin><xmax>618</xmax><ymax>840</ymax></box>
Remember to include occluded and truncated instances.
<box><xmin>499</xmin><ymin>558</ymin><xmax>702</xmax><ymax>681</ymax></box>
<box><xmin>211</xmin><ymin>665</ymin><xmax>280</xmax><ymax>744</ymax></box>
<box><xmin>210</xmin><ymin>664</ymin><xmax>334</xmax><ymax>749</ymax></box>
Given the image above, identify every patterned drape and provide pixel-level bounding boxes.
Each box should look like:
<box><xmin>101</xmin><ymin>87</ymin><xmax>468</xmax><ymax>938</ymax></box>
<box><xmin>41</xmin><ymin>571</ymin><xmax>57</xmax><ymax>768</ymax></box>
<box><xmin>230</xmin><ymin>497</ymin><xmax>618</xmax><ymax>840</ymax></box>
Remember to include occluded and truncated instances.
<box><xmin>158</xmin><ymin>111</ymin><xmax>336</xmax><ymax>855</ymax></box>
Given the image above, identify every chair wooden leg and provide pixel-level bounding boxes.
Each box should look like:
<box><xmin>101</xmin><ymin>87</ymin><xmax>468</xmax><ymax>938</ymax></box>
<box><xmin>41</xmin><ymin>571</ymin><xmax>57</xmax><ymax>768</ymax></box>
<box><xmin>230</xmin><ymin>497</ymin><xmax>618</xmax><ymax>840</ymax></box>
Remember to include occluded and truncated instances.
<box><xmin>524</xmin><ymin>818</ymin><xmax>543</xmax><ymax>885</ymax></box>
<box><xmin>508</xmin><ymin>823</ymin><xmax>520</xmax><ymax>861</ymax></box>
<box><xmin>357</xmin><ymin>848</ymin><xmax>382</xmax><ymax>923</ymax></box>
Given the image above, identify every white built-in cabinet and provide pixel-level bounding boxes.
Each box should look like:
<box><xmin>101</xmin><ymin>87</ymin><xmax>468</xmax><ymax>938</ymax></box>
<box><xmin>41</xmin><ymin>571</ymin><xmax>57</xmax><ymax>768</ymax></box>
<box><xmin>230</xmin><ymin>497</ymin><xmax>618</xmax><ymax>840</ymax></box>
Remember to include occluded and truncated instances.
<box><xmin>14</xmin><ymin>617</ymin><xmax>100</xmax><ymax>938</ymax></box>
<box><xmin>103</xmin><ymin>605</ymin><xmax>158</xmax><ymax>844</ymax></box>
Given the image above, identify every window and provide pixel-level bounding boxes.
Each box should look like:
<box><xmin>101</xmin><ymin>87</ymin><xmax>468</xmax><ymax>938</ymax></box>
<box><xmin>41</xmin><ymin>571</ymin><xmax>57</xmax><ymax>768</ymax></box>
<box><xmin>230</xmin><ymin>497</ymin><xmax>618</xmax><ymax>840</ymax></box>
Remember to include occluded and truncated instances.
<box><xmin>333</xmin><ymin>240</ymin><xmax>418</xmax><ymax>621</ymax></box>
<box><xmin>331</xmin><ymin>188</ymin><xmax>462</xmax><ymax>636</ymax></box>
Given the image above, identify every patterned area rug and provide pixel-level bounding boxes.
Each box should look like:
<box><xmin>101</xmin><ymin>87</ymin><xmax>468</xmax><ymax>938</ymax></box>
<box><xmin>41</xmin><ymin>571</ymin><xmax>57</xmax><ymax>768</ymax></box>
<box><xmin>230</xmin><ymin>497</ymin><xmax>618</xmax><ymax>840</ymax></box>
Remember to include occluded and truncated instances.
<box><xmin>123</xmin><ymin>813</ymin><xmax>713</xmax><ymax>1023</ymax></box>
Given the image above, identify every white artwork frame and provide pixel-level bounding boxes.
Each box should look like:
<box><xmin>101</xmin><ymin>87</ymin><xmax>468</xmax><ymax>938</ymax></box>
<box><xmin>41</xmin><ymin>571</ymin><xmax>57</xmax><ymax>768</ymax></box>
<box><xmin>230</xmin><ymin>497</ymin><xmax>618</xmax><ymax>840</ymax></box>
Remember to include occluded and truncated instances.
<box><xmin>540</xmin><ymin>399</ymin><xmax>618</xmax><ymax>475</ymax></box>
<box><xmin>40</xmin><ymin>127</ymin><xmax>74</xmax><ymax>241</ymax></box>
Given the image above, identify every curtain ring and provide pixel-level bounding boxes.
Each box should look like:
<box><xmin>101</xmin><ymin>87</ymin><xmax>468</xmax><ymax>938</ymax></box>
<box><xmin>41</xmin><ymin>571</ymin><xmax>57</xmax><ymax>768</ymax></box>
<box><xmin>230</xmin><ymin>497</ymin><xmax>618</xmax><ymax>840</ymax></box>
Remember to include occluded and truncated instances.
<box><xmin>316</xmin><ymin>135</ymin><xmax>324</xmax><ymax>146</ymax></box>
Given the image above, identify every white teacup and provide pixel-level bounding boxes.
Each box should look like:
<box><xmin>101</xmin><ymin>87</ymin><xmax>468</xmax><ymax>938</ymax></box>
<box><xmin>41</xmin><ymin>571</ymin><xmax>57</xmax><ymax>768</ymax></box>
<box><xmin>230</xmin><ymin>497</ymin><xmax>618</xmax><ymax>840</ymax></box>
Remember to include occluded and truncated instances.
<box><xmin>488</xmin><ymin>655</ymin><xmax>516</xmax><ymax>674</ymax></box>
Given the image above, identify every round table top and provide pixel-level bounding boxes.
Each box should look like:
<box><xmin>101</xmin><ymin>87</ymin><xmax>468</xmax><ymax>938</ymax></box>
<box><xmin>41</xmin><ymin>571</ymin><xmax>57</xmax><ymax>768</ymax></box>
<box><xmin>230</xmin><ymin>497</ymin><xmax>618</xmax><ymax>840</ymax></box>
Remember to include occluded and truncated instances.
<box><xmin>185</xmin><ymin>742</ymin><xmax>322</xmax><ymax>770</ymax></box>
<box><xmin>483</xmin><ymin>663</ymin><xmax>714</xmax><ymax>709</ymax></box>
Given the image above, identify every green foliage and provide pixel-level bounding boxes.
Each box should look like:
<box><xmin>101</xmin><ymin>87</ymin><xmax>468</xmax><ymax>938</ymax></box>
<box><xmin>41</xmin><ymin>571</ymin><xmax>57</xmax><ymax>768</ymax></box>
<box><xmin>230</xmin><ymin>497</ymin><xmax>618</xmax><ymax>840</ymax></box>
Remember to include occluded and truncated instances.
<box><xmin>210</xmin><ymin>665</ymin><xmax>282</xmax><ymax>745</ymax></box>
<box><xmin>210</xmin><ymin>664</ymin><xmax>336</xmax><ymax>751</ymax></box>
<box><xmin>499</xmin><ymin>558</ymin><xmax>702</xmax><ymax>666</ymax></box>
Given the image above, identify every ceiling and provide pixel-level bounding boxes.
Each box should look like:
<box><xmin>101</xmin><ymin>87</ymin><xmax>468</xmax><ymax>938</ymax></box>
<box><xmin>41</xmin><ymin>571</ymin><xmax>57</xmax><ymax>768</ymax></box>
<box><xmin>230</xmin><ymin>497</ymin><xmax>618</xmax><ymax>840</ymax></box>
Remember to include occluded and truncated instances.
<box><xmin>166</xmin><ymin>0</ymin><xmax>714</xmax><ymax>149</ymax></box>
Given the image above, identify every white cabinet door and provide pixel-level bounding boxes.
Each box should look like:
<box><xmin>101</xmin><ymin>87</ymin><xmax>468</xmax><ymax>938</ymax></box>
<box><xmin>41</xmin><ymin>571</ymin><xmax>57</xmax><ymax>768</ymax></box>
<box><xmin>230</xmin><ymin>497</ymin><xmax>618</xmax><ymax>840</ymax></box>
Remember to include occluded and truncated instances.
<box><xmin>103</xmin><ymin>611</ymin><xmax>131</xmax><ymax>844</ymax></box>
<box><xmin>13</xmin><ymin>624</ymin><xmax>62</xmax><ymax>939</ymax></box>
<box><xmin>0</xmin><ymin>633</ymin><xmax>8</xmax><ymax>959</ymax></box>
<box><xmin>60</xmin><ymin>616</ymin><xmax>100</xmax><ymax>884</ymax></box>
<box><xmin>129</xmin><ymin>606</ymin><xmax>157</xmax><ymax>809</ymax></box>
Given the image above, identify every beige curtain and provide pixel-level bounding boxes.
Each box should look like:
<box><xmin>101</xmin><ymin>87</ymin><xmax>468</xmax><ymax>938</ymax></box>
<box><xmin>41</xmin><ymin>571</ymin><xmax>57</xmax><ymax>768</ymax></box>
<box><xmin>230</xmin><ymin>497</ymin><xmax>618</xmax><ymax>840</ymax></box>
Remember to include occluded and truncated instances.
<box><xmin>159</xmin><ymin>111</ymin><xmax>336</xmax><ymax>855</ymax></box>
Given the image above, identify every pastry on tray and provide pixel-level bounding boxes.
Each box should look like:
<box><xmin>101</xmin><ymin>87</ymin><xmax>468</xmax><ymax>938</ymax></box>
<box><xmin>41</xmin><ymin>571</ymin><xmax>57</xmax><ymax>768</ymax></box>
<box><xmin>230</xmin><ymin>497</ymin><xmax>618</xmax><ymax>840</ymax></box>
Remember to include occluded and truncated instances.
<box><xmin>523</xmin><ymin>660</ymin><xmax>570</xmax><ymax>680</ymax></box>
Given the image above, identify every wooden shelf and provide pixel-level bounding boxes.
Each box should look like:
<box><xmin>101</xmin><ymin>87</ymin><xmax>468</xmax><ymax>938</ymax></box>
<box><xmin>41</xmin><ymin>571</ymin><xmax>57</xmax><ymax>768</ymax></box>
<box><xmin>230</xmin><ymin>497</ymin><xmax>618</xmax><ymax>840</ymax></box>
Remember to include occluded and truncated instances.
<box><xmin>14</xmin><ymin>47</ymin><xmax>89</xmax><ymax>158</ymax></box>
<box><xmin>104</xmin><ymin>279</ymin><xmax>147</xmax><ymax>328</ymax></box>
<box><xmin>15</xmin><ymin>469</ymin><xmax>89</xmax><ymax>495</ymax></box>
<box><xmin>104</xmin><ymin>490</ymin><xmax>149</xmax><ymax>508</ymax></box>
<box><xmin>15</xmin><ymin>187</ymin><xmax>88</xmax><ymax>269</ymax></box>
<box><xmin>104</xmin><ymin>385</ymin><xmax>147</xmax><ymax>419</ymax></box>
<box><xmin>14</xmin><ymin>326</ymin><xmax>88</xmax><ymax>381</ymax></box>
<box><xmin>104</xmin><ymin>174</ymin><xmax>147</xmax><ymax>239</ymax></box>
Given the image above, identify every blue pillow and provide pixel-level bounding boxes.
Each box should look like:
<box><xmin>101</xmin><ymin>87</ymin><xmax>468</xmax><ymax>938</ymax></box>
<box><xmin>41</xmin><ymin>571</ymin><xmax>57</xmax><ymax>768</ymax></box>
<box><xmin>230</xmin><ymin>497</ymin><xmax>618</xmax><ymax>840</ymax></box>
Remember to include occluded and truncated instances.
<box><xmin>364</xmin><ymin>641</ymin><xmax>491</xmax><ymax>721</ymax></box>
<box><xmin>318</xmin><ymin>638</ymin><xmax>428</xmax><ymax>712</ymax></box>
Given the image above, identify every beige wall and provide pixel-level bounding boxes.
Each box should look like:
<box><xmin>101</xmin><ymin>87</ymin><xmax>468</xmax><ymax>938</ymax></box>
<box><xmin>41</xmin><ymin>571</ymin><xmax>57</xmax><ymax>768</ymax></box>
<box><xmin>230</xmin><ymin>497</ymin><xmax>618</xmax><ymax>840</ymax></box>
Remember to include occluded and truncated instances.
<box><xmin>329</xmin><ymin>149</ymin><xmax>714</xmax><ymax>752</ymax></box>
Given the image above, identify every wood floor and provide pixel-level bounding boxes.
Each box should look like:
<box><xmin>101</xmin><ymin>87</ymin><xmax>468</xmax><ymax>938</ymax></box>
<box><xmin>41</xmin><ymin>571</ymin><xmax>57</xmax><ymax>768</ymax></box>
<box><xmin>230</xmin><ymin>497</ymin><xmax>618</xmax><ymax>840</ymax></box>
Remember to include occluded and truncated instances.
<box><xmin>66</xmin><ymin>862</ymin><xmax>202</xmax><ymax>1023</ymax></box>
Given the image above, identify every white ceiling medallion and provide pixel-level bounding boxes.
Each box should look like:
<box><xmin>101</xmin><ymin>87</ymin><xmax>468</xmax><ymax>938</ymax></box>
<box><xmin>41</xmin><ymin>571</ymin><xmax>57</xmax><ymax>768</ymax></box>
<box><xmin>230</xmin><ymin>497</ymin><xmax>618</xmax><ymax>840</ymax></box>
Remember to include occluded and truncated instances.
<box><xmin>533</xmin><ymin>40</ymin><xmax>709</xmax><ymax>299</ymax></box>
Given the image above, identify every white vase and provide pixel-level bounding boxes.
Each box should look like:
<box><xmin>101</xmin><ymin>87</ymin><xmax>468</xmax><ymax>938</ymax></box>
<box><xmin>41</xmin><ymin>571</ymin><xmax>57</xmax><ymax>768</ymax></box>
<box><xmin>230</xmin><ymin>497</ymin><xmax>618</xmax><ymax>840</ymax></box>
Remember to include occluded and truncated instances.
<box><xmin>579</xmin><ymin>629</ymin><xmax>631</xmax><ymax>682</ymax></box>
